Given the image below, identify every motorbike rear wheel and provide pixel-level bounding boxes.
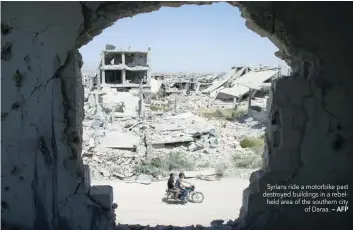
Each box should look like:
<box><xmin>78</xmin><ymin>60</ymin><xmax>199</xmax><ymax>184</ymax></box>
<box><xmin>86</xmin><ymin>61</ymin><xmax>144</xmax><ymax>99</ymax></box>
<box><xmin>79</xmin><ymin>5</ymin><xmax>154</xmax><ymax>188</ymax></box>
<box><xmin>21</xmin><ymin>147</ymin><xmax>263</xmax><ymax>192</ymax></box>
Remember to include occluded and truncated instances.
<box><xmin>191</xmin><ymin>191</ymin><xmax>204</xmax><ymax>203</ymax></box>
<box><xmin>166</xmin><ymin>193</ymin><xmax>174</xmax><ymax>201</ymax></box>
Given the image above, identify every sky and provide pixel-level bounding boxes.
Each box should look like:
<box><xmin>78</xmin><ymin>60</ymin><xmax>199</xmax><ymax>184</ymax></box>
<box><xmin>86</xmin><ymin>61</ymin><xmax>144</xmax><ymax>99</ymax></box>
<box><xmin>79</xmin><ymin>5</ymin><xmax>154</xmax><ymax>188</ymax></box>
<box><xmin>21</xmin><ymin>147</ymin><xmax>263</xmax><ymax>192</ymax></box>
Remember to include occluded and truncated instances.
<box><xmin>79</xmin><ymin>2</ymin><xmax>288</xmax><ymax>73</ymax></box>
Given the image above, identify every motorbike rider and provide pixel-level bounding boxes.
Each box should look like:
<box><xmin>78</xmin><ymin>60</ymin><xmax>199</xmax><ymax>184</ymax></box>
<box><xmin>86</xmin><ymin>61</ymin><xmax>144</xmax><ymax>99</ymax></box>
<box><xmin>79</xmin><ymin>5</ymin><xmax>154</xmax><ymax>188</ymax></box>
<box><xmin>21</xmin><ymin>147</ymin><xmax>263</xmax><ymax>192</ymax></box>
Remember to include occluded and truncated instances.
<box><xmin>167</xmin><ymin>173</ymin><xmax>180</xmax><ymax>200</ymax></box>
<box><xmin>175</xmin><ymin>172</ymin><xmax>193</xmax><ymax>201</ymax></box>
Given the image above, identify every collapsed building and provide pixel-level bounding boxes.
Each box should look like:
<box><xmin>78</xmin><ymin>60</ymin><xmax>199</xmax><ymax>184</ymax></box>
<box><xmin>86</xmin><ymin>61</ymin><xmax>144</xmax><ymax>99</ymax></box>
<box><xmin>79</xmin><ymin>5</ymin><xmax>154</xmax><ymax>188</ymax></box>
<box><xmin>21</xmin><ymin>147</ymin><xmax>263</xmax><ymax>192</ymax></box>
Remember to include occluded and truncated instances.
<box><xmin>203</xmin><ymin>66</ymin><xmax>280</xmax><ymax>100</ymax></box>
<box><xmin>150</xmin><ymin>66</ymin><xmax>280</xmax><ymax>122</ymax></box>
<box><xmin>152</xmin><ymin>66</ymin><xmax>280</xmax><ymax>99</ymax></box>
<box><xmin>1</xmin><ymin>2</ymin><xmax>353</xmax><ymax>230</ymax></box>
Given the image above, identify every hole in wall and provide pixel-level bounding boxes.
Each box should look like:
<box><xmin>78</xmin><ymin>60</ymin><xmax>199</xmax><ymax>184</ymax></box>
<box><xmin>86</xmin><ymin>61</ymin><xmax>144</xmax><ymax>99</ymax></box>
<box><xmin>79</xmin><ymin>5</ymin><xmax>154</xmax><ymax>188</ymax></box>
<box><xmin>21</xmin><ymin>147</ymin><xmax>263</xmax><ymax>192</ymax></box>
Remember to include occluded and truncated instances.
<box><xmin>78</xmin><ymin>2</ymin><xmax>290</xmax><ymax>227</ymax></box>
<box><xmin>105</xmin><ymin>70</ymin><xmax>123</xmax><ymax>84</ymax></box>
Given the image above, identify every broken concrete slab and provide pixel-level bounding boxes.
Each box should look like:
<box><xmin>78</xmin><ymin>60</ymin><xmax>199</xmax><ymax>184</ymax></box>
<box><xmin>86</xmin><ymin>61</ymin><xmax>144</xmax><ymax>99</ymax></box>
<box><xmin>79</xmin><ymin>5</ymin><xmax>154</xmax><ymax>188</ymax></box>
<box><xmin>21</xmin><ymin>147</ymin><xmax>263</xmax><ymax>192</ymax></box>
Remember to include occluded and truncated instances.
<box><xmin>217</xmin><ymin>69</ymin><xmax>279</xmax><ymax>100</ymax></box>
<box><xmin>151</xmin><ymin>136</ymin><xmax>194</xmax><ymax>148</ymax></box>
<box><xmin>100</xmin><ymin>131</ymin><xmax>140</xmax><ymax>150</ymax></box>
<box><xmin>157</xmin><ymin>112</ymin><xmax>214</xmax><ymax>135</ymax></box>
<box><xmin>202</xmin><ymin>67</ymin><xmax>246</xmax><ymax>94</ymax></box>
<box><xmin>153</xmin><ymin>123</ymin><xmax>182</xmax><ymax>132</ymax></box>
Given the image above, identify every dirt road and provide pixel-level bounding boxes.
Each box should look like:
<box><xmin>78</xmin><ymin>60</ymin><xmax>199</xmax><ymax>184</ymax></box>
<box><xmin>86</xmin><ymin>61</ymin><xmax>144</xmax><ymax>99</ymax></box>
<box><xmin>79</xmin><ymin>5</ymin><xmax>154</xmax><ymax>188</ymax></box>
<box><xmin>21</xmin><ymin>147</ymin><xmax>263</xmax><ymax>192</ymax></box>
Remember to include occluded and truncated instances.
<box><xmin>92</xmin><ymin>177</ymin><xmax>249</xmax><ymax>226</ymax></box>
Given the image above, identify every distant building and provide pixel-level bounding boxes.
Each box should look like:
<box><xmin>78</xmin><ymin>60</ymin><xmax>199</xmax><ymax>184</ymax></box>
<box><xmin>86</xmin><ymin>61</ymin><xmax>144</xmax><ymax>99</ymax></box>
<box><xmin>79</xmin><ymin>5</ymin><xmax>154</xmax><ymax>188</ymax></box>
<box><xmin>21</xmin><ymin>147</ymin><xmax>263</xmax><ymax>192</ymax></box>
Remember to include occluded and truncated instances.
<box><xmin>82</xmin><ymin>71</ymin><xmax>98</xmax><ymax>89</ymax></box>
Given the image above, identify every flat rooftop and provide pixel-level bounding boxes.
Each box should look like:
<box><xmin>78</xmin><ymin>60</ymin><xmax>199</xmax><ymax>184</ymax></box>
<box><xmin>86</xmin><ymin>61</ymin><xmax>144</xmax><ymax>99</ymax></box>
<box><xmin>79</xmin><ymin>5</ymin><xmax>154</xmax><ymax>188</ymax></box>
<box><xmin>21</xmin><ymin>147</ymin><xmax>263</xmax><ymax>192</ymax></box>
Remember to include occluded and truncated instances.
<box><xmin>102</xmin><ymin>50</ymin><xmax>149</xmax><ymax>54</ymax></box>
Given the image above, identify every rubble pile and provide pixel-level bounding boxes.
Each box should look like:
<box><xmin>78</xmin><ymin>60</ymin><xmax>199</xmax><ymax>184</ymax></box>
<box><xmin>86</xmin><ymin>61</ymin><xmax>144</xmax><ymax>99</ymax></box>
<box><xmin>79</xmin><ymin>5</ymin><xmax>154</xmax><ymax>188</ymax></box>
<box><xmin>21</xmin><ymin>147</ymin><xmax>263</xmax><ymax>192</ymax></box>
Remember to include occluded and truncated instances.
<box><xmin>82</xmin><ymin>64</ymin><xmax>282</xmax><ymax>182</ymax></box>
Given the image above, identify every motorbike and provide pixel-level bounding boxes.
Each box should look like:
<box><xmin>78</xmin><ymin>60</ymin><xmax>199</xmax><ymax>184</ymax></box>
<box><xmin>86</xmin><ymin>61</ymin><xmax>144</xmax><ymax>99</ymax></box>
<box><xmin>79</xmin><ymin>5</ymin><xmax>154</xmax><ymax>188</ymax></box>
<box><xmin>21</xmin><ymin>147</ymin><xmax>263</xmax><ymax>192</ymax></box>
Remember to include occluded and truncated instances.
<box><xmin>165</xmin><ymin>185</ymin><xmax>204</xmax><ymax>203</ymax></box>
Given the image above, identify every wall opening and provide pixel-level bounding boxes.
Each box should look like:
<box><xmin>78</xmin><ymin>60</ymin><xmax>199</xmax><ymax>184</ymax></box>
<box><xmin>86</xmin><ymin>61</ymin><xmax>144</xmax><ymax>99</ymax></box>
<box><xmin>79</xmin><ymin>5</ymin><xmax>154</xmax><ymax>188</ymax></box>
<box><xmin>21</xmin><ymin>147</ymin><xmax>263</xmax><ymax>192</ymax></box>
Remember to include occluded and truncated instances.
<box><xmin>105</xmin><ymin>52</ymin><xmax>123</xmax><ymax>65</ymax></box>
<box><xmin>126</xmin><ymin>53</ymin><xmax>148</xmax><ymax>67</ymax></box>
<box><xmin>106</xmin><ymin>70</ymin><xmax>123</xmax><ymax>84</ymax></box>
<box><xmin>126</xmin><ymin>70</ymin><xmax>147</xmax><ymax>84</ymax></box>
<box><xmin>79</xmin><ymin>2</ymin><xmax>289</xmax><ymax>228</ymax></box>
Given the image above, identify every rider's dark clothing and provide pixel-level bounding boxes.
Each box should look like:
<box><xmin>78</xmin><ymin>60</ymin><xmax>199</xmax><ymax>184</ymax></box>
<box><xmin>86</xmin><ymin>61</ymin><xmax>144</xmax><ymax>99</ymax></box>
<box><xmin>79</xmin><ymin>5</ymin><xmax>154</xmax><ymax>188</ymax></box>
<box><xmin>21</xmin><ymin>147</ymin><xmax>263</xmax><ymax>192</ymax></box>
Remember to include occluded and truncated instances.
<box><xmin>168</xmin><ymin>177</ymin><xmax>175</xmax><ymax>189</ymax></box>
<box><xmin>168</xmin><ymin>177</ymin><xmax>180</xmax><ymax>200</ymax></box>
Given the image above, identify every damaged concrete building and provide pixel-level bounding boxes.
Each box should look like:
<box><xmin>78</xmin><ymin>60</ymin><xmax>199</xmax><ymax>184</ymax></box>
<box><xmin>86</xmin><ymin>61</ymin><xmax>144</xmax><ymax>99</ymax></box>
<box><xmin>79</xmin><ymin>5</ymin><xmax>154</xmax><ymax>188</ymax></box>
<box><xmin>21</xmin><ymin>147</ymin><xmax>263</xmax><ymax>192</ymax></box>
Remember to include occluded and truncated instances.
<box><xmin>1</xmin><ymin>2</ymin><xmax>353</xmax><ymax>230</ymax></box>
<box><xmin>151</xmin><ymin>72</ymin><xmax>226</xmax><ymax>96</ymax></box>
<box><xmin>100</xmin><ymin>48</ymin><xmax>152</xmax><ymax>92</ymax></box>
<box><xmin>203</xmin><ymin>66</ymin><xmax>280</xmax><ymax>100</ymax></box>
<box><xmin>82</xmin><ymin>71</ymin><xmax>99</xmax><ymax>89</ymax></box>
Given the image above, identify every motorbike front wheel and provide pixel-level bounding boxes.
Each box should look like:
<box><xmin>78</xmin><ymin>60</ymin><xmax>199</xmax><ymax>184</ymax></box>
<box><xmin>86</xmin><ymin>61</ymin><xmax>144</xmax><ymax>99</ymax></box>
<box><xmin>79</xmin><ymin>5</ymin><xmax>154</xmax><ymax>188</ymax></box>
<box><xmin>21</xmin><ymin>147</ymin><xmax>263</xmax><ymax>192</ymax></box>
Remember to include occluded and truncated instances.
<box><xmin>190</xmin><ymin>191</ymin><xmax>204</xmax><ymax>203</ymax></box>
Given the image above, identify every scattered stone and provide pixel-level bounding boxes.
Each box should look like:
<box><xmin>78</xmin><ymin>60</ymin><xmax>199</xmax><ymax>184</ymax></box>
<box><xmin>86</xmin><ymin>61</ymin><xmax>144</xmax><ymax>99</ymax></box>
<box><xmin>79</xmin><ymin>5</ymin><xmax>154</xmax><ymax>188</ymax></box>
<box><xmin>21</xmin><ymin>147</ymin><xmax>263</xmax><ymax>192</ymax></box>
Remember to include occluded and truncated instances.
<box><xmin>113</xmin><ymin>172</ymin><xmax>125</xmax><ymax>179</ymax></box>
<box><xmin>188</xmin><ymin>143</ymin><xmax>202</xmax><ymax>151</ymax></box>
<box><xmin>209</xmin><ymin>137</ymin><xmax>218</xmax><ymax>148</ymax></box>
<box><xmin>203</xmin><ymin>149</ymin><xmax>211</xmax><ymax>154</ymax></box>
<box><xmin>136</xmin><ymin>174</ymin><xmax>153</xmax><ymax>185</ymax></box>
<box><xmin>101</xmin><ymin>170</ymin><xmax>111</xmax><ymax>178</ymax></box>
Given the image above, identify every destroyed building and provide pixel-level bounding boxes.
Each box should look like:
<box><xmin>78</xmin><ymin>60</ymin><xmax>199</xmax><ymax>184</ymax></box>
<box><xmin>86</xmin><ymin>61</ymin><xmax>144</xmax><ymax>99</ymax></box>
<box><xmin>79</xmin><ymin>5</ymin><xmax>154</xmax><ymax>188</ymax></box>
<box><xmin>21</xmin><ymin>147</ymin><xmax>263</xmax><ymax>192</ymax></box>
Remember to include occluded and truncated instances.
<box><xmin>99</xmin><ymin>48</ymin><xmax>152</xmax><ymax>92</ymax></box>
<box><xmin>82</xmin><ymin>71</ymin><xmax>99</xmax><ymax>89</ymax></box>
<box><xmin>151</xmin><ymin>72</ymin><xmax>223</xmax><ymax>96</ymax></box>
<box><xmin>203</xmin><ymin>66</ymin><xmax>280</xmax><ymax>100</ymax></box>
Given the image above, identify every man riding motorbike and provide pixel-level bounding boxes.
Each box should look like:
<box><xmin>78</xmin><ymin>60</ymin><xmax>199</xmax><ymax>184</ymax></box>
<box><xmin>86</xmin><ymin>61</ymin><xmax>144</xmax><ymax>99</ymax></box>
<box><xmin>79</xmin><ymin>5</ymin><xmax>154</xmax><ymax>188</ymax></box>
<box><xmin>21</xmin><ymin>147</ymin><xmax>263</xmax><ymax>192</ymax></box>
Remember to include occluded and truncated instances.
<box><xmin>175</xmin><ymin>172</ymin><xmax>193</xmax><ymax>202</ymax></box>
<box><xmin>167</xmin><ymin>173</ymin><xmax>180</xmax><ymax>200</ymax></box>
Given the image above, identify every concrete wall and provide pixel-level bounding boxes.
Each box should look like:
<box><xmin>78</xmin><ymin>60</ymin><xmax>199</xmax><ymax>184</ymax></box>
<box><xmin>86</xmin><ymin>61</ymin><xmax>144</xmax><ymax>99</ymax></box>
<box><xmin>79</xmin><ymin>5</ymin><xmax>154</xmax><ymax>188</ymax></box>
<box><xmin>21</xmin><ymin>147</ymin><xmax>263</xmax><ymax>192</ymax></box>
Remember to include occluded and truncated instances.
<box><xmin>240</xmin><ymin>65</ymin><xmax>353</xmax><ymax>229</ymax></box>
<box><xmin>248</xmin><ymin>108</ymin><xmax>267</xmax><ymax>122</ymax></box>
<box><xmin>1</xmin><ymin>1</ymin><xmax>353</xmax><ymax>230</ymax></box>
<box><xmin>238</xmin><ymin>2</ymin><xmax>353</xmax><ymax>229</ymax></box>
<box><xmin>1</xmin><ymin>2</ymin><xmax>114</xmax><ymax>229</ymax></box>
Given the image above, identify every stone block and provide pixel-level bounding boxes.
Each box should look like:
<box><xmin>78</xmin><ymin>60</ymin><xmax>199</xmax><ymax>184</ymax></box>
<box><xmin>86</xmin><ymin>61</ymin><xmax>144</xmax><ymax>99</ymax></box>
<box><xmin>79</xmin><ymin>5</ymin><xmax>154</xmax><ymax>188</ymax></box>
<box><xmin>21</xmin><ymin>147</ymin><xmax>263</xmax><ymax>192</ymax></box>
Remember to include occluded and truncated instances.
<box><xmin>89</xmin><ymin>185</ymin><xmax>113</xmax><ymax>210</ymax></box>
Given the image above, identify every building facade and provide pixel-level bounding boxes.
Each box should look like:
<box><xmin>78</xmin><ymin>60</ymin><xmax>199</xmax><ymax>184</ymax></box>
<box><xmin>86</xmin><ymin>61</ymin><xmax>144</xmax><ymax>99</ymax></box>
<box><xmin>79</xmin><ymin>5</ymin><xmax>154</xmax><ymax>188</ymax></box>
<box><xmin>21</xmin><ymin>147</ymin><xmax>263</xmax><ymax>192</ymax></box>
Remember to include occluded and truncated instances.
<box><xmin>99</xmin><ymin>48</ymin><xmax>152</xmax><ymax>92</ymax></box>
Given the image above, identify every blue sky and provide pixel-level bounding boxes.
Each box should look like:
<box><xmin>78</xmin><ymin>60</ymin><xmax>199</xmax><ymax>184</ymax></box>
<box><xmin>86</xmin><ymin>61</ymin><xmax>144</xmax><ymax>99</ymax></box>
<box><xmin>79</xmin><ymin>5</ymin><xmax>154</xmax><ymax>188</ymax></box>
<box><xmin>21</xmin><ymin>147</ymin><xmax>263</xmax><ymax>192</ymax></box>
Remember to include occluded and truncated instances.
<box><xmin>79</xmin><ymin>2</ymin><xmax>287</xmax><ymax>73</ymax></box>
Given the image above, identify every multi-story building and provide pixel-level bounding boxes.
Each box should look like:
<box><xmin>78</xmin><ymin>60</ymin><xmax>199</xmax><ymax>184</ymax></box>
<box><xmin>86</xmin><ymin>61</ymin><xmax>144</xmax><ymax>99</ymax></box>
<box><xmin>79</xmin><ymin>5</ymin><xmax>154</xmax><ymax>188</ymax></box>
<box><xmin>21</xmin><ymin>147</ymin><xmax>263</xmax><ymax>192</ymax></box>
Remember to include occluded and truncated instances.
<box><xmin>98</xmin><ymin>48</ymin><xmax>151</xmax><ymax>92</ymax></box>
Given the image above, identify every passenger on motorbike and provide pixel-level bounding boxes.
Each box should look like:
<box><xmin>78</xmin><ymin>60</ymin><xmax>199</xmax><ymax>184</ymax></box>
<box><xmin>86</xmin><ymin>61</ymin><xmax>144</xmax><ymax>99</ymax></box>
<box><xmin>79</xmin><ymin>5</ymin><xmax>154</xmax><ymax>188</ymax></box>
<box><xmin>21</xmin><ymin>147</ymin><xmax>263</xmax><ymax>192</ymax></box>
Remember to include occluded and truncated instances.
<box><xmin>175</xmin><ymin>172</ymin><xmax>193</xmax><ymax>201</ymax></box>
<box><xmin>167</xmin><ymin>173</ymin><xmax>180</xmax><ymax>200</ymax></box>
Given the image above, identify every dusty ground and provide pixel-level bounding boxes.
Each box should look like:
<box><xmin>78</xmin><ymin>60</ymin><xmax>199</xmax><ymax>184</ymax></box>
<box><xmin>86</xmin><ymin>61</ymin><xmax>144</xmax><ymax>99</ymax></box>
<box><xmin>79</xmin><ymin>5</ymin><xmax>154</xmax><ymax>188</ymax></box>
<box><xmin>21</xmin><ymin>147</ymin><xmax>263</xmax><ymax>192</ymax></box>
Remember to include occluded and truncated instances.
<box><xmin>92</xmin><ymin>177</ymin><xmax>249</xmax><ymax>226</ymax></box>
